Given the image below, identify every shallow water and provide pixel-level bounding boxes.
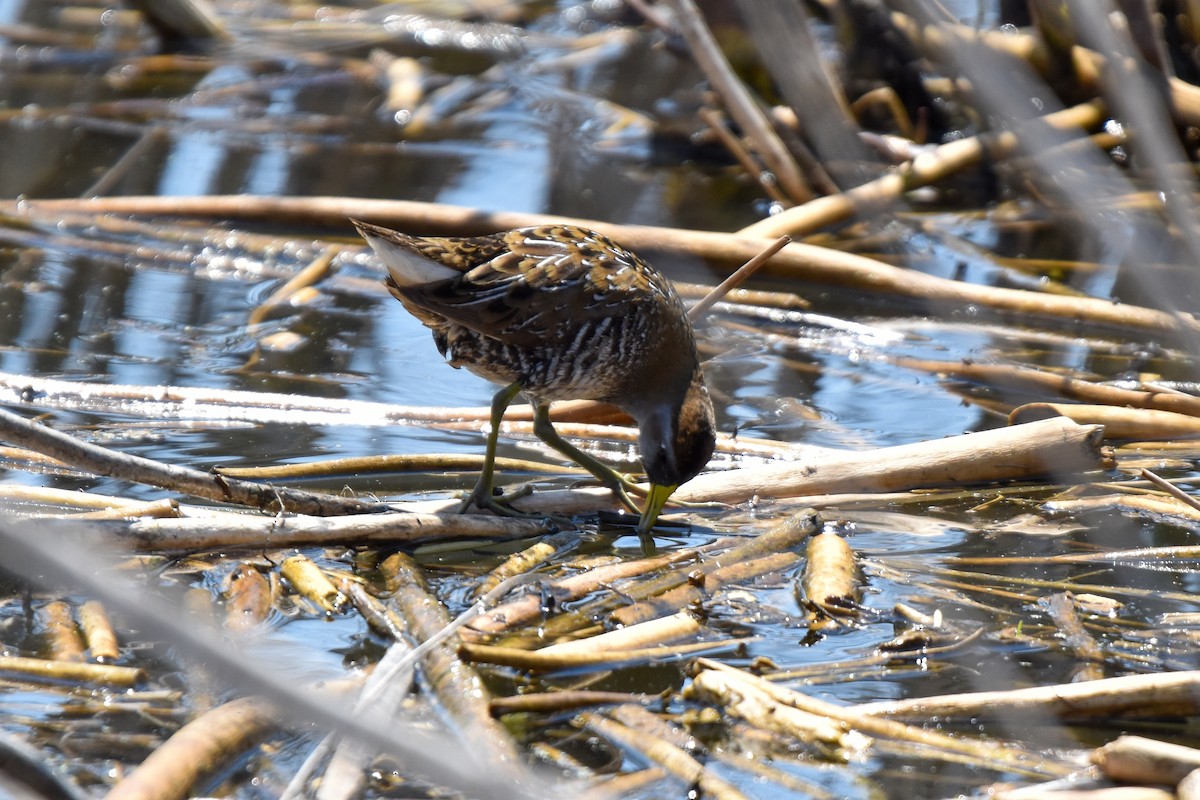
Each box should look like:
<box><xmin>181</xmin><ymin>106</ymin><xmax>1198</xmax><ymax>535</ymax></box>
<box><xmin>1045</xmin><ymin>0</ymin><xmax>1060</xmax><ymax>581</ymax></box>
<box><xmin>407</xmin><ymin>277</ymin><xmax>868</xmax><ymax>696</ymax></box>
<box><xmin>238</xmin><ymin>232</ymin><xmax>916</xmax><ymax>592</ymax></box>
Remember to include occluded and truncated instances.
<box><xmin>2</xmin><ymin>1</ymin><xmax>1199</xmax><ymax>798</ymax></box>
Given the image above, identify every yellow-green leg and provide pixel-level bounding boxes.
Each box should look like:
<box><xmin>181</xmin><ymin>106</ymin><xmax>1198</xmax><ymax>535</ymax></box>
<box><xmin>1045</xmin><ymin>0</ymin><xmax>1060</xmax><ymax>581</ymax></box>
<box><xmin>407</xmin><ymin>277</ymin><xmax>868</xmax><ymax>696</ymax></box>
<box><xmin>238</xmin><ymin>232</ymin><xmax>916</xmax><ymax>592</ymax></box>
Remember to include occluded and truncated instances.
<box><xmin>460</xmin><ymin>382</ymin><xmax>541</xmax><ymax>516</ymax></box>
<box><xmin>532</xmin><ymin>403</ymin><xmax>642</xmax><ymax>514</ymax></box>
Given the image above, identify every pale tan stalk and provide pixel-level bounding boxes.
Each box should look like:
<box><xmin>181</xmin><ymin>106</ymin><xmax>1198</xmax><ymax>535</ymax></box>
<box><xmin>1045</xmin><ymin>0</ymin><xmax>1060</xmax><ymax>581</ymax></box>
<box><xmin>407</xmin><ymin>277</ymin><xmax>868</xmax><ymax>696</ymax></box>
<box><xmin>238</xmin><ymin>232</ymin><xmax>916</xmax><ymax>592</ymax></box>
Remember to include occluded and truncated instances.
<box><xmin>577</xmin><ymin>712</ymin><xmax>750</xmax><ymax>800</ymax></box>
<box><xmin>849</xmin><ymin>670</ymin><xmax>1200</xmax><ymax>720</ymax></box>
<box><xmin>1010</xmin><ymin>403</ymin><xmax>1200</xmax><ymax>439</ymax></box>
<box><xmin>78</xmin><ymin>600</ymin><xmax>120</xmax><ymax>662</ymax></box>
<box><xmin>41</xmin><ymin>600</ymin><xmax>85</xmax><ymax>663</ymax></box>
<box><xmin>0</xmin><ymin>654</ymin><xmax>143</xmax><ymax>686</ymax></box>
<box><xmin>280</xmin><ymin>555</ymin><xmax>347</xmax><ymax>614</ymax></box>
<box><xmin>223</xmin><ymin>564</ymin><xmax>272</xmax><ymax>631</ymax></box>
<box><xmin>106</xmin><ymin>697</ymin><xmax>276</xmax><ymax>800</ymax></box>
<box><xmin>535</xmin><ymin>610</ymin><xmax>701</xmax><ymax>658</ymax></box>
<box><xmin>800</xmin><ymin>531</ymin><xmax>860</xmax><ymax>617</ymax></box>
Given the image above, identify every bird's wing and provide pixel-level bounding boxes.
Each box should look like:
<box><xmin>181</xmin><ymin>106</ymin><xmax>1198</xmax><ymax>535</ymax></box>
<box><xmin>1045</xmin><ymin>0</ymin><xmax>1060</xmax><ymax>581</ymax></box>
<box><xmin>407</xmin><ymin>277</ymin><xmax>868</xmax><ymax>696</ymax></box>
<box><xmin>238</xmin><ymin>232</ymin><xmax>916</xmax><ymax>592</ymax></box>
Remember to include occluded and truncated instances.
<box><xmin>401</xmin><ymin>226</ymin><xmax>675</xmax><ymax>347</ymax></box>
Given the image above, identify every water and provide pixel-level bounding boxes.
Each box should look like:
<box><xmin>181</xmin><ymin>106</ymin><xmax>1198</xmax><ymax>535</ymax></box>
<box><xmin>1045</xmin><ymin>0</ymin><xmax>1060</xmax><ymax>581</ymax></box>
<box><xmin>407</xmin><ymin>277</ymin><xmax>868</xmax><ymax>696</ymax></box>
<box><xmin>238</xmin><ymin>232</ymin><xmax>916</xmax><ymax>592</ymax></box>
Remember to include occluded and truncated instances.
<box><xmin>1</xmin><ymin>1</ymin><xmax>1197</xmax><ymax>798</ymax></box>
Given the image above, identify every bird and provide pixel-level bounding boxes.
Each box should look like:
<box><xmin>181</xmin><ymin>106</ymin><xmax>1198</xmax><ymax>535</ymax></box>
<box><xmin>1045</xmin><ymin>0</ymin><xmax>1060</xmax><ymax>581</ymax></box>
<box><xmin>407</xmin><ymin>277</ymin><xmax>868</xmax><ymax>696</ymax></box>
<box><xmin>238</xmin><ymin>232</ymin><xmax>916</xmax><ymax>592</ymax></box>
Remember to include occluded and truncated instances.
<box><xmin>352</xmin><ymin>219</ymin><xmax>716</xmax><ymax>533</ymax></box>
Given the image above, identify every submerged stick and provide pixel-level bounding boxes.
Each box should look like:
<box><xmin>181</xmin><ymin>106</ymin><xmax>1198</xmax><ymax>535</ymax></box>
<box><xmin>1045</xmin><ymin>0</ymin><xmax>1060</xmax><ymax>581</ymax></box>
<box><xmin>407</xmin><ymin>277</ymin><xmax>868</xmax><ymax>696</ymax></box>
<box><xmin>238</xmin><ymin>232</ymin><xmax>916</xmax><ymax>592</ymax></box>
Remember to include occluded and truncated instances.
<box><xmin>377</xmin><ymin>553</ymin><xmax>521</xmax><ymax>769</ymax></box>
<box><xmin>577</xmin><ymin>712</ymin><xmax>750</xmax><ymax>800</ymax></box>
<box><xmin>0</xmin><ymin>408</ymin><xmax>384</xmax><ymax>516</ymax></box>
<box><xmin>106</xmin><ymin>697</ymin><xmax>276</xmax><ymax>800</ymax></box>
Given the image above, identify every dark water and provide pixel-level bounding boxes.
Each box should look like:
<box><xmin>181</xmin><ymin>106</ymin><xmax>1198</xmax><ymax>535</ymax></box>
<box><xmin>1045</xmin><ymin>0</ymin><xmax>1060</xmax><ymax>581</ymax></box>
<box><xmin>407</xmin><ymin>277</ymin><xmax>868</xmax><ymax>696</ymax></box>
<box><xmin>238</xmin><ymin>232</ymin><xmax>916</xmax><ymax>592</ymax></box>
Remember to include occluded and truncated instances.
<box><xmin>1</xmin><ymin>1</ymin><xmax>1197</xmax><ymax>798</ymax></box>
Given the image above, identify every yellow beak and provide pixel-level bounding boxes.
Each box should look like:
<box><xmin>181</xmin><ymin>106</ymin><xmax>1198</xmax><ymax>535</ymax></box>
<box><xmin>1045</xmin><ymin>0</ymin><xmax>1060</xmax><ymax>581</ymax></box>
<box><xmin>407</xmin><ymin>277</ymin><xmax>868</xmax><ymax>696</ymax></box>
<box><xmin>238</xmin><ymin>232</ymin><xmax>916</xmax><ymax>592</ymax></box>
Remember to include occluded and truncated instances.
<box><xmin>637</xmin><ymin>483</ymin><xmax>678</xmax><ymax>534</ymax></box>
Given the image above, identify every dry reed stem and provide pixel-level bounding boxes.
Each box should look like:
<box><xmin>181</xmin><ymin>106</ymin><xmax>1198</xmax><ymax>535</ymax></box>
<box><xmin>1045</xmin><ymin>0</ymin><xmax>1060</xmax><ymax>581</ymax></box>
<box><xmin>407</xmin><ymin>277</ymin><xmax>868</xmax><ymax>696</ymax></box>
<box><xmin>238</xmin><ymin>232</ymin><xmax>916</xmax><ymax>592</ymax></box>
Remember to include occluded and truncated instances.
<box><xmin>16</xmin><ymin>511</ymin><xmax>553</xmax><ymax>552</ymax></box>
<box><xmin>670</xmin><ymin>416</ymin><xmax>1107</xmax><ymax>505</ymax></box>
<box><xmin>280</xmin><ymin>555</ymin><xmax>346</xmax><ymax>614</ymax></box>
<box><xmin>1044</xmin><ymin>493</ymin><xmax>1200</xmax><ymax>523</ymax></box>
<box><xmin>0</xmin><ymin>408</ymin><xmax>383</xmax><ymax>516</ymax></box>
<box><xmin>688</xmin><ymin>668</ymin><xmax>870</xmax><ymax>752</ymax></box>
<box><xmin>246</xmin><ymin>245</ymin><xmax>337</xmax><ymax>328</ymax></box>
<box><xmin>0</xmin><ymin>654</ymin><xmax>143</xmax><ymax>686</ymax></box>
<box><xmin>902</xmin><ymin>359</ymin><xmax>1200</xmax><ymax>417</ymax></box>
<box><xmin>1010</xmin><ymin>403</ymin><xmax>1200</xmax><ymax>439</ymax></box>
<box><xmin>1094</xmin><ymin>736</ymin><xmax>1200</xmax><ymax>787</ymax></box>
<box><xmin>686</xmin><ymin>235</ymin><xmax>791</xmax><ymax>322</ymax></box>
<box><xmin>40</xmin><ymin>600</ymin><xmax>85</xmax><ymax>663</ymax></box>
<box><xmin>534</xmin><ymin>610</ymin><xmax>701</xmax><ymax>658</ymax></box>
<box><xmin>849</xmin><ymin>670</ymin><xmax>1200</xmax><ymax>721</ymax></box>
<box><xmin>223</xmin><ymin>565</ymin><xmax>272</xmax><ymax>631</ymax></box>
<box><xmin>376</xmin><ymin>553</ymin><xmax>522</xmax><ymax>770</ymax></box>
<box><xmin>105</xmin><ymin>697</ymin><xmax>276</xmax><ymax>800</ymax></box>
<box><xmin>71</xmin><ymin>499</ymin><xmax>182</xmax><ymax>520</ymax></box>
<box><xmin>946</xmin><ymin>544</ymin><xmax>1200</xmax><ymax>568</ymax></box>
<box><xmin>18</xmin><ymin>196</ymin><xmax>1196</xmax><ymax>334</ymax></box>
<box><xmin>738</xmin><ymin>101</ymin><xmax>1106</xmax><ymax>238</ymax></box>
<box><xmin>489</xmin><ymin>690</ymin><xmax>649</xmax><ymax>716</ymax></box>
<box><xmin>1139</xmin><ymin>469</ymin><xmax>1200</xmax><ymax>514</ymax></box>
<box><xmin>609</xmin><ymin>550</ymin><xmax>802</xmax><ymax>627</ymax></box>
<box><xmin>886</xmin><ymin>9</ymin><xmax>1200</xmax><ymax>125</ymax></box>
<box><xmin>78</xmin><ymin>600</ymin><xmax>120</xmax><ymax>662</ymax></box>
<box><xmin>800</xmin><ymin>531</ymin><xmax>860</xmax><ymax>618</ymax></box>
<box><xmin>531</xmin><ymin>511</ymin><xmax>817</xmax><ymax>638</ymax></box>
<box><xmin>698</xmin><ymin>107</ymin><xmax>792</xmax><ymax>206</ymax></box>
<box><xmin>694</xmin><ymin>659</ymin><xmax>1071</xmax><ymax>777</ymax></box>
<box><xmin>471</xmin><ymin>530</ymin><xmax>577</xmax><ymax>600</ymax></box>
<box><xmin>660</xmin><ymin>0</ymin><xmax>810</xmax><ymax>204</ymax></box>
<box><xmin>466</xmin><ymin>548</ymin><xmax>697</xmax><ymax>635</ymax></box>
<box><xmin>578</xmin><ymin>711</ymin><xmax>750</xmax><ymax>800</ymax></box>
<box><xmin>0</xmin><ymin>372</ymin><xmax>794</xmax><ymax>458</ymax></box>
<box><xmin>461</xmin><ymin>637</ymin><xmax>748</xmax><ymax>671</ymax></box>
<box><xmin>220</xmin><ymin>454</ymin><xmax>574</xmax><ymax>479</ymax></box>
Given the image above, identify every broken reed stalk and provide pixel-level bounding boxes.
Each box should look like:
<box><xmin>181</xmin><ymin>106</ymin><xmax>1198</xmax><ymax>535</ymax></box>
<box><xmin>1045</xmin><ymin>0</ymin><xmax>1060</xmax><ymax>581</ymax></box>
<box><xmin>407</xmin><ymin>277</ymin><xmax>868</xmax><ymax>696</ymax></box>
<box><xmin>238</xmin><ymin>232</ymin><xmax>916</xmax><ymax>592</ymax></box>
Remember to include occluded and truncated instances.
<box><xmin>609</xmin><ymin>549</ymin><xmax>803</xmax><ymax>627</ymax></box>
<box><xmin>1094</xmin><ymin>736</ymin><xmax>1200</xmax><ymax>787</ymax></box>
<box><xmin>659</xmin><ymin>0</ymin><xmax>811</xmax><ymax>204</ymax></box>
<box><xmin>1139</xmin><ymin>468</ymin><xmax>1200</xmax><ymax>514</ymax></box>
<box><xmin>901</xmin><ymin>358</ymin><xmax>1200</xmax><ymax>416</ymax></box>
<box><xmin>692</xmin><ymin>660</ymin><xmax>1072</xmax><ymax>778</ymax></box>
<box><xmin>461</xmin><ymin>638</ymin><xmax>745</xmax><ymax>671</ymax></box>
<box><xmin>18</xmin><ymin>511</ymin><xmax>553</xmax><ymax>552</ymax></box>
<box><xmin>799</xmin><ymin>531</ymin><xmax>861</xmax><ymax>618</ymax></box>
<box><xmin>577</xmin><ymin>712</ymin><xmax>750</xmax><ymax>800</ymax></box>
<box><xmin>686</xmin><ymin>235</ymin><xmax>791</xmax><ymax>322</ymax></box>
<box><xmin>0</xmin><ymin>655</ymin><xmax>142</xmax><ymax>686</ymax></box>
<box><xmin>534</xmin><ymin>610</ymin><xmax>701</xmax><ymax>658</ymax></box>
<box><xmin>1010</xmin><ymin>403</ymin><xmax>1200</xmax><ymax>440</ymax></box>
<box><xmin>375</xmin><ymin>553</ymin><xmax>522</xmax><ymax>770</ymax></box>
<box><xmin>670</xmin><ymin>416</ymin><xmax>1105</xmax><ymax>505</ymax></box>
<box><xmin>470</xmin><ymin>530</ymin><xmax>578</xmax><ymax>600</ymax></box>
<box><xmin>466</xmin><ymin>547</ymin><xmax>701</xmax><ymax>635</ymax></box>
<box><xmin>105</xmin><ymin>697</ymin><xmax>276</xmax><ymax>800</ymax></box>
<box><xmin>519</xmin><ymin>511</ymin><xmax>818</xmax><ymax>640</ymax></box>
<box><xmin>0</xmin><ymin>407</ymin><xmax>383</xmax><ymax>516</ymax></box>
<box><xmin>18</xmin><ymin>194</ymin><xmax>1200</xmax><ymax>335</ymax></box>
<box><xmin>848</xmin><ymin>670</ymin><xmax>1200</xmax><ymax>721</ymax></box>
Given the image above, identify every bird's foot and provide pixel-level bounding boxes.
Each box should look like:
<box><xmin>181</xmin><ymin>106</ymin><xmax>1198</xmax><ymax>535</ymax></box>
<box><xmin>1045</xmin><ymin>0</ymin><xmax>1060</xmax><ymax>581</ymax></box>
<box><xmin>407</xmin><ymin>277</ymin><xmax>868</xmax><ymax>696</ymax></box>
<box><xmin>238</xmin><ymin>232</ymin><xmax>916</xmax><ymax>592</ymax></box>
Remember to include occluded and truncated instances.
<box><xmin>458</xmin><ymin>482</ymin><xmax>543</xmax><ymax>518</ymax></box>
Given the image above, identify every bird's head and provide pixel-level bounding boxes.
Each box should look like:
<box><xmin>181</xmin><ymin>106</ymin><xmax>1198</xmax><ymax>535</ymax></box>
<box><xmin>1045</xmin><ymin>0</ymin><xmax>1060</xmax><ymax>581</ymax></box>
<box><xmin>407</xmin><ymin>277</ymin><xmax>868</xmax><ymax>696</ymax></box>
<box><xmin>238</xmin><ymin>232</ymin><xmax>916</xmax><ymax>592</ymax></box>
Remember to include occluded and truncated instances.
<box><xmin>635</xmin><ymin>367</ymin><xmax>716</xmax><ymax>533</ymax></box>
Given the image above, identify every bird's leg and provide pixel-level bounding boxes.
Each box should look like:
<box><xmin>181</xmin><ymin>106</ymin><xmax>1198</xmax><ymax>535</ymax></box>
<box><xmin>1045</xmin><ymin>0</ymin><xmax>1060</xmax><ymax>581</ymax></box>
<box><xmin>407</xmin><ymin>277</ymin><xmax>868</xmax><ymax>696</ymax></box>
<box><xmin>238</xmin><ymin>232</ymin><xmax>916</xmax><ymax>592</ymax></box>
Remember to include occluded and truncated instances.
<box><xmin>532</xmin><ymin>404</ymin><xmax>642</xmax><ymax>514</ymax></box>
<box><xmin>460</xmin><ymin>382</ymin><xmax>541</xmax><ymax>517</ymax></box>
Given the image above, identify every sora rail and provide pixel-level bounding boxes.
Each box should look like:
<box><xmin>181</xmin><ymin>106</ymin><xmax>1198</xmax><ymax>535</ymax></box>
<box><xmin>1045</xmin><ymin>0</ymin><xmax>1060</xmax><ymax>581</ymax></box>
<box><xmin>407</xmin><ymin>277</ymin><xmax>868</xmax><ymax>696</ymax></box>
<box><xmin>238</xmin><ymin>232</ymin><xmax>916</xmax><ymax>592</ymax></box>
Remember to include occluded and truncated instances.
<box><xmin>352</xmin><ymin>220</ymin><xmax>716</xmax><ymax>532</ymax></box>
